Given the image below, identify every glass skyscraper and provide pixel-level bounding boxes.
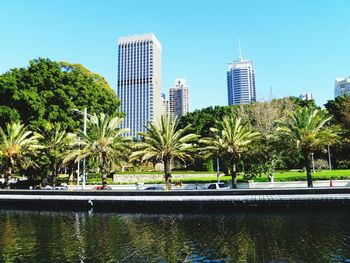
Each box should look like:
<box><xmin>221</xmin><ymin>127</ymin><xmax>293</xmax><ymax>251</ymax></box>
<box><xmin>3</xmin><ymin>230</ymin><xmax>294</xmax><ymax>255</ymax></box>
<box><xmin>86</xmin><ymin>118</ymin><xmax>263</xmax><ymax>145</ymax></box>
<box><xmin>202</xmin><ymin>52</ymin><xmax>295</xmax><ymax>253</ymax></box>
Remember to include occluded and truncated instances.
<box><xmin>334</xmin><ymin>77</ymin><xmax>350</xmax><ymax>98</ymax></box>
<box><xmin>227</xmin><ymin>54</ymin><xmax>256</xmax><ymax>105</ymax></box>
<box><xmin>117</xmin><ymin>33</ymin><xmax>162</xmax><ymax>138</ymax></box>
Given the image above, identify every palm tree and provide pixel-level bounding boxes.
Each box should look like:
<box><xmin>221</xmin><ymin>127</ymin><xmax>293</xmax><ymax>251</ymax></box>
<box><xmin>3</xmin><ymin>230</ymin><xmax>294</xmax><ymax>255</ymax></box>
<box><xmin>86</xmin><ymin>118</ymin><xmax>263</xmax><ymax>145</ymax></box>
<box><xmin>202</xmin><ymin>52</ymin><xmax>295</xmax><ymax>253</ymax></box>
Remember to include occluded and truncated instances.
<box><xmin>276</xmin><ymin>107</ymin><xmax>341</xmax><ymax>187</ymax></box>
<box><xmin>130</xmin><ymin>115</ymin><xmax>200</xmax><ymax>189</ymax></box>
<box><xmin>0</xmin><ymin>122</ymin><xmax>42</xmax><ymax>189</ymax></box>
<box><xmin>201</xmin><ymin>116</ymin><xmax>260</xmax><ymax>188</ymax></box>
<box><xmin>37</xmin><ymin>123</ymin><xmax>76</xmax><ymax>186</ymax></box>
<box><xmin>64</xmin><ymin>113</ymin><xmax>130</xmax><ymax>186</ymax></box>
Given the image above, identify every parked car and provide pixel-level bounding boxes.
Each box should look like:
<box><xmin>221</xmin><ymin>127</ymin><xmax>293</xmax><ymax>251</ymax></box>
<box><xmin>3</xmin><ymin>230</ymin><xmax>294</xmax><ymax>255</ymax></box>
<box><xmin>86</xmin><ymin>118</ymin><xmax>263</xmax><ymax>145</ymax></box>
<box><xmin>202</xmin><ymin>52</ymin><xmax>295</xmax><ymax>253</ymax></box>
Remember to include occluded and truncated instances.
<box><xmin>93</xmin><ymin>185</ymin><xmax>112</xmax><ymax>190</ymax></box>
<box><xmin>53</xmin><ymin>185</ymin><xmax>68</xmax><ymax>191</ymax></box>
<box><xmin>144</xmin><ymin>186</ymin><xmax>165</xmax><ymax>190</ymax></box>
<box><xmin>37</xmin><ymin>185</ymin><xmax>68</xmax><ymax>190</ymax></box>
<box><xmin>206</xmin><ymin>183</ymin><xmax>229</xmax><ymax>190</ymax></box>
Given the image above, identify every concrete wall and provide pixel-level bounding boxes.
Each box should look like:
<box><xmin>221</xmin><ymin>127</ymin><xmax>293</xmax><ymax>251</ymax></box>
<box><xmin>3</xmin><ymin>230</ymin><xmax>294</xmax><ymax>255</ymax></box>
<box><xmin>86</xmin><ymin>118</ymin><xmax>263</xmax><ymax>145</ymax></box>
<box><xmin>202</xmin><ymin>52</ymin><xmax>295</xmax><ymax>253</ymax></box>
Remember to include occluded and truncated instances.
<box><xmin>113</xmin><ymin>173</ymin><xmax>217</xmax><ymax>183</ymax></box>
<box><xmin>238</xmin><ymin>180</ymin><xmax>350</xmax><ymax>189</ymax></box>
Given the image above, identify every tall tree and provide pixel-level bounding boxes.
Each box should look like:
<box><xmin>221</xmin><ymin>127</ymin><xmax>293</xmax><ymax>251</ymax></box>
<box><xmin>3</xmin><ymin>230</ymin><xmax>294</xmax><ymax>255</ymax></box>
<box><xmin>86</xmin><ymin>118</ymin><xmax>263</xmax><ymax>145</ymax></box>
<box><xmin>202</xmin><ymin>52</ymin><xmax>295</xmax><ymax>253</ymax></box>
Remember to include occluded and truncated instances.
<box><xmin>64</xmin><ymin>113</ymin><xmax>130</xmax><ymax>187</ymax></box>
<box><xmin>236</xmin><ymin>98</ymin><xmax>297</xmax><ymax>180</ymax></box>
<box><xmin>37</xmin><ymin>123</ymin><xmax>76</xmax><ymax>186</ymax></box>
<box><xmin>0</xmin><ymin>58</ymin><xmax>121</xmax><ymax>131</ymax></box>
<box><xmin>201</xmin><ymin>116</ymin><xmax>260</xmax><ymax>188</ymax></box>
<box><xmin>325</xmin><ymin>95</ymin><xmax>350</xmax><ymax>168</ymax></box>
<box><xmin>130</xmin><ymin>115</ymin><xmax>200</xmax><ymax>189</ymax></box>
<box><xmin>276</xmin><ymin>108</ymin><xmax>341</xmax><ymax>187</ymax></box>
<box><xmin>0</xmin><ymin>123</ymin><xmax>41</xmax><ymax>188</ymax></box>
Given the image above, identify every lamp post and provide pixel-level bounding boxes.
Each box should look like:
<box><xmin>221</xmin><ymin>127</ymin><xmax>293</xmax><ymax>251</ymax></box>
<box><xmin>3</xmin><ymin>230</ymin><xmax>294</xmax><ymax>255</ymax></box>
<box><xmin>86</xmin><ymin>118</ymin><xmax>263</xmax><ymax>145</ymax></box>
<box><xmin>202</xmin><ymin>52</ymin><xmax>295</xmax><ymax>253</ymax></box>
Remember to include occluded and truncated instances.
<box><xmin>311</xmin><ymin>152</ymin><xmax>315</xmax><ymax>173</ymax></box>
<box><xmin>72</xmin><ymin>108</ymin><xmax>89</xmax><ymax>190</ymax></box>
<box><xmin>328</xmin><ymin>144</ymin><xmax>332</xmax><ymax>171</ymax></box>
<box><xmin>83</xmin><ymin>107</ymin><xmax>87</xmax><ymax>190</ymax></box>
<box><xmin>216</xmin><ymin>156</ymin><xmax>220</xmax><ymax>183</ymax></box>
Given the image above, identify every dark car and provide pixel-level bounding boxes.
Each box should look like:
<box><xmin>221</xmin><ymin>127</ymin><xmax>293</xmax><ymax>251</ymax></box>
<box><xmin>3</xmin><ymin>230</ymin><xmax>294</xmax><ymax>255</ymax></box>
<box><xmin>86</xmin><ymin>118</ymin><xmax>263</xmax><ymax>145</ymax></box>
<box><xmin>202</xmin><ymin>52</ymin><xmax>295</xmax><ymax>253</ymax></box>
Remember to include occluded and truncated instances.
<box><xmin>93</xmin><ymin>185</ymin><xmax>112</xmax><ymax>190</ymax></box>
<box><xmin>144</xmin><ymin>186</ymin><xmax>165</xmax><ymax>190</ymax></box>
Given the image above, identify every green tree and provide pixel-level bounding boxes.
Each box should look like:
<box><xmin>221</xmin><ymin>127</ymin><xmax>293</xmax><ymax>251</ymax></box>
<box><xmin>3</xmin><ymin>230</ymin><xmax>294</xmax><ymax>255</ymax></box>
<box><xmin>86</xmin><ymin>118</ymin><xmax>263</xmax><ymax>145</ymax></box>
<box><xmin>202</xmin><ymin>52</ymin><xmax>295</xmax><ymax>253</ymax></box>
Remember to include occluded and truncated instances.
<box><xmin>325</xmin><ymin>95</ymin><xmax>350</xmax><ymax>168</ymax></box>
<box><xmin>289</xmin><ymin>96</ymin><xmax>320</xmax><ymax>110</ymax></box>
<box><xmin>0</xmin><ymin>123</ymin><xmax>42</xmax><ymax>188</ymax></box>
<box><xmin>201</xmin><ymin>116</ymin><xmax>260</xmax><ymax>188</ymax></box>
<box><xmin>276</xmin><ymin>108</ymin><xmax>341</xmax><ymax>187</ymax></box>
<box><xmin>325</xmin><ymin>95</ymin><xmax>350</xmax><ymax>130</ymax></box>
<box><xmin>0</xmin><ymin>58</ymin><xmax>121</xmax><ymax>131</ymax></box>
<box><xmin>64</xmin><ymin>113</ymin><xmax>130</xmax><ymax>186</ymax></box>
<box><xmin>237</xmin><ymin>98</ymin><xmax>298</xmax><ymax>180</ymax></box>
<box><xmin>178</xmin><ymin>105</ymin><xmax>235</xmax><ymax>170</ymax></box>
<box><xmin>130</xmin><ymin>115</ymin><xmax>200</xmax><ymax>189</ymax></box>
<box><xmin>37</xmin><ymin>123</ymin><xmax>76</xmax><ymax>186</ymax></box>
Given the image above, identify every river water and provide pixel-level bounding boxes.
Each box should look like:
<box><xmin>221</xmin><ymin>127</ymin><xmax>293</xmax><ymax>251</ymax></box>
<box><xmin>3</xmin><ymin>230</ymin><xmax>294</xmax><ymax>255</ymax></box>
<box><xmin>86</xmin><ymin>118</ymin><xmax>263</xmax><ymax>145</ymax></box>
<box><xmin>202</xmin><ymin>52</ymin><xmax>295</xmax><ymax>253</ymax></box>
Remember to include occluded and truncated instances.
<box><xmin>0</xmin><ymin>209</ymin><xmax>349</xmax><ymax>262</ymax></box>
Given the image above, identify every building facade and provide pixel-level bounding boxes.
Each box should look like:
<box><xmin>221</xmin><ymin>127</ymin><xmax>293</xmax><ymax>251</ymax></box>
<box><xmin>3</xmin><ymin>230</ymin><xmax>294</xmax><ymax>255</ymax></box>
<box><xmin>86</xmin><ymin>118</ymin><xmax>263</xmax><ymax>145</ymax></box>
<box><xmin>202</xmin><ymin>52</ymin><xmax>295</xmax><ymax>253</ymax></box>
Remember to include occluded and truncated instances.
<box><xmin>299</xmin><ymin>93</ymin><xmax>313</xmax><ymax>100</ymax></box>
<box><xmin>227</xmin><ymin>55</ymin><xmax>256</xmax><ymax>105</ymax></box>
<box><xmin>161</xmin><ymin>93</ymin><xmax>170</xmax><ymax>116</ymax></box>
<box><xmin>169</xmin><ymin>78</ymin><xmax>189</xmax><ymax>121</ymax></box>
<box><xmin>117</xmin><ymin>33</ymin><xmax>162</xmax><ymax>138</ymax></box>
<box><xmin>335</xmin><ymin>77</ymin><xmax>350</xmax><ymax>98</ymax></box>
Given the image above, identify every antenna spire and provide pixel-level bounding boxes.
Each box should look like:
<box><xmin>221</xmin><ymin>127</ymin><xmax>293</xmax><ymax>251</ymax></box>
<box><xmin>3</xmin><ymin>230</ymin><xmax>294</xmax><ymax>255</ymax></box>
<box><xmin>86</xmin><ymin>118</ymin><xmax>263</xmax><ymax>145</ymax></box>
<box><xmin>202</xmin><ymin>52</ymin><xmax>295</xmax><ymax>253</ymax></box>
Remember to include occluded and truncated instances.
<box><xmin>238</xmin><ymin>38</ymin><xmax>243</xmax><ymax>61</ymax></box>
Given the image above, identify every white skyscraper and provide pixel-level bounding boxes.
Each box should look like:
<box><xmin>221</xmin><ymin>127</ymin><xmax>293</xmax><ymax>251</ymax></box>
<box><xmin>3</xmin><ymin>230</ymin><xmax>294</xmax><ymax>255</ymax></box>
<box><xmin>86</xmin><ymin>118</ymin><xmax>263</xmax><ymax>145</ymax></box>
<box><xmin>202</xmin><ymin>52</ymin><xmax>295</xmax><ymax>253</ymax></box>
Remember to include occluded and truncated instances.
<box><xmin>117</xmin><ymin>33</ymin><xmax>162</xmax><ymax>138</ymax></box>
<box><xmin>227</xmin><ymin>41</ymin><xmax>256</xmax><ymax>105</ymax></box>
<box><xmin>299</xmin><ymin>93</ymin><xmax>313</xmax><ymax>100</ymax></box>
<box><xmin>169</xmin><ymin>78</ymin><xmax>189</xmax><ymax>121</ymax></box>
<box><xmin>161</xmin><ymin>93</ymin><xmax>169</xmax><ymax>116</ymax></box>
<box><xmin>335</xmin><ymin>77</ymin><xmax>350</xmax><ymax>98</ymax></box>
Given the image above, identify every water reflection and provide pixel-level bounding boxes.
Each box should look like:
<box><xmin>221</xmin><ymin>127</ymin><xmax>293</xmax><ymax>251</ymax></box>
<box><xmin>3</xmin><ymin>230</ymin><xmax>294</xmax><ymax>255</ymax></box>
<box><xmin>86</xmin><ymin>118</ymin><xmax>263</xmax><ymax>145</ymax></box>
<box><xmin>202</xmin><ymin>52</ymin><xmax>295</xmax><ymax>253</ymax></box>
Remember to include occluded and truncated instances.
<box><xmin>0</xmin><ymin>209</ymin><xmax>349</xmax><ymax>262</ymax></box>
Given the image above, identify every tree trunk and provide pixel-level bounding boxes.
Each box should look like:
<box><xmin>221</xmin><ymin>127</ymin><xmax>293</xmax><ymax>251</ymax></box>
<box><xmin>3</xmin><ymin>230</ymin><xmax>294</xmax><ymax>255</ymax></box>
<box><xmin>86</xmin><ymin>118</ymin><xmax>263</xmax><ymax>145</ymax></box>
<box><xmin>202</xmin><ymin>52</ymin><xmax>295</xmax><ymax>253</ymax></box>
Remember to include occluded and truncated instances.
<box><xmin>101</xmin><ymin>152</ymin><xmax>107</xmax><ymax>187</ymax></box>
<box><xmin>164</xmin><ymin>158</ymin><xmax>172</xmax><ymax>190</ymax></box>
<box><xmin>67</xmin><ymin>166</ymin><xmax>74</xmax><ymax>185</ymax></box>
<box><xmin>231</xmin><ymin>162</ymin><xmax>237</xmax><ymax>189</ymax></box>
<box><xmin>4</xmin><ymin>166</ymin><xmax>12</xmax><ymax>189</ymax></box>
<box><xmin>268</xmin><ymin>172</ymin><xmax>274</xmax><ymax>182</ymax></box>
<box><xmin>52</xmin><ymin>163</ymin><xmax>57</xmax><ymax>186</ymax></box>
<box><xmin>304</xmin><ymin>152</ymin><xmax>313</xmax><ymax>187</ymax></box>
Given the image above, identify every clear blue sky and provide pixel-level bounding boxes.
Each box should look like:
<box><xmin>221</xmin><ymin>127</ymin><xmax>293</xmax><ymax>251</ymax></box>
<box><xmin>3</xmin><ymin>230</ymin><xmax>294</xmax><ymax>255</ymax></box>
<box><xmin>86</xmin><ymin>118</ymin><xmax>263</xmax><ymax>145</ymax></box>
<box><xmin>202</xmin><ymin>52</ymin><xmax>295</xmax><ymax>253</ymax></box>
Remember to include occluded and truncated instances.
<box><xmin>1</xmin><ymin>0</ymin><xmax>349</xmax><ymax>110</ymax></box>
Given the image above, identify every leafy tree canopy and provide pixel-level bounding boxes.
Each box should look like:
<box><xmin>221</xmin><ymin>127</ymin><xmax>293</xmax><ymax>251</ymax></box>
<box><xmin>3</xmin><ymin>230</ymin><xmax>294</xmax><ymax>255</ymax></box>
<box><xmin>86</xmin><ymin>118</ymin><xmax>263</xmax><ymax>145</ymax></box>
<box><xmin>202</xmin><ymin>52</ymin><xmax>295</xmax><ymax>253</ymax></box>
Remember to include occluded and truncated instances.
<box><xmin>325</xmin><ymin>95</ymin><xmax>350</xmax><ymax>131</ymax></box>
<box><xmin>0</xmin><ymin>58</ymin><xmax>121</xmax><ymax>131</ymax></box>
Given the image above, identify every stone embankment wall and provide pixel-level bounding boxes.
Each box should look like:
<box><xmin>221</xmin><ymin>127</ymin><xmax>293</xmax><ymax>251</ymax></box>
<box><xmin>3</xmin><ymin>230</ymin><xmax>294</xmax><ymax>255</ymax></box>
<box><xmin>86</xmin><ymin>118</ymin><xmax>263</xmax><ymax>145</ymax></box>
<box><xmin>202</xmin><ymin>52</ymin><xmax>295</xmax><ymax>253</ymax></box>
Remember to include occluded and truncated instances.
<box><xmin>113</xmin><ymin>173</ymin><xmax>217</xmax><ymax>183</ymax></box>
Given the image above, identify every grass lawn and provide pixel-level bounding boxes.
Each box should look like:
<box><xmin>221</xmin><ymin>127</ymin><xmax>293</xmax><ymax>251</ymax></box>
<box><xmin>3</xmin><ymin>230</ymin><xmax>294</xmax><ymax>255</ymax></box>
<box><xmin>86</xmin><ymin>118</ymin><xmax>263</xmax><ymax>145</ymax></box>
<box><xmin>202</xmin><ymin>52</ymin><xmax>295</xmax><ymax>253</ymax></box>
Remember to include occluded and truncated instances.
<box><xmin>59</xmin><ymin>169</ymin><xmax>350</xmax><ymax>185</ymax></box>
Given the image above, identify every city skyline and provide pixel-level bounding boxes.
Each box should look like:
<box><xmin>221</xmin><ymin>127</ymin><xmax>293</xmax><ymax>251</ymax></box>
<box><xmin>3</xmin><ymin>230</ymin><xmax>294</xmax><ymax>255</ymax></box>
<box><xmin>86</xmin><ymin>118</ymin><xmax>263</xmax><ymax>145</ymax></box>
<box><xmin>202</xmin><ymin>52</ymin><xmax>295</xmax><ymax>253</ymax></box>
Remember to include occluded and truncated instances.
<box><xmin>1</xmin><ymin>1</ymin><xmax>350</xmax><ymax>111</ymax></box>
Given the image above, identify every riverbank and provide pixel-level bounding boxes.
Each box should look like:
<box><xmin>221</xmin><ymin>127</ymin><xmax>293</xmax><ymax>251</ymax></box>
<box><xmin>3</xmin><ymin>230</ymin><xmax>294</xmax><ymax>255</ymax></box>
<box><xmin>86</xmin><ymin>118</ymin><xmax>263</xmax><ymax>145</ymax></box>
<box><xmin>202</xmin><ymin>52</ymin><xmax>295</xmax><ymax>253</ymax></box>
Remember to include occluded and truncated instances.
<box><xmin>1</xmin><ymin>187</ymin><xmax>350</xmax><ymax>212</ymax></box>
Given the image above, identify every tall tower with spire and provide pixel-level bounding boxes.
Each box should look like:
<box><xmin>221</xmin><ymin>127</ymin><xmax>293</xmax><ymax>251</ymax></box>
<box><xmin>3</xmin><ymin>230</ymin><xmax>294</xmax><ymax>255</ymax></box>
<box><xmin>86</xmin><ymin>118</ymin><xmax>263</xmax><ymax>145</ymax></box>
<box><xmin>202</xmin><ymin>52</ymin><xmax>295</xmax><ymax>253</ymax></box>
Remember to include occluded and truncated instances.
<box><xmin>227</xmin><ymin>40</ymin><xmax>256</xmax><ymax>105</ymax></box>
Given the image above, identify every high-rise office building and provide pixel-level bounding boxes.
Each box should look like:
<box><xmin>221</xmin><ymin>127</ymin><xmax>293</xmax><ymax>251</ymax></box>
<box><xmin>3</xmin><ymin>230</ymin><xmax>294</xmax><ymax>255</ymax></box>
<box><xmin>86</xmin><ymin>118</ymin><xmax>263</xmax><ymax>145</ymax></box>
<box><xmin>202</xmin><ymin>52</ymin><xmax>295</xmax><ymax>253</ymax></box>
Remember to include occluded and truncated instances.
<box><xmin>227</xmin><ymin>43</ymin><xmax>256</xmax><ymax>105</ymax></box>
<box><xmin>117</xmin><ymin>33</ymin><xmax>162</xmax><ymax>138</ymax></box>
<box><xmin>335</xmin><ymin>77</ymin><xmax>350</xmax><ymax>98</ymax></box>
<box><xmin>169</xmin><ymin>78</ymin><xmax>189</xmax><ymax>121</ymax></box>
<box><xmin>161</xmin><ymin>93</ymin><xmax>170</xmax><ymax>116</ymax></box>
<box><xmin>299</xmin><ymin>93</ymin><xmax>313</xmax><ymax>100</ymax></box>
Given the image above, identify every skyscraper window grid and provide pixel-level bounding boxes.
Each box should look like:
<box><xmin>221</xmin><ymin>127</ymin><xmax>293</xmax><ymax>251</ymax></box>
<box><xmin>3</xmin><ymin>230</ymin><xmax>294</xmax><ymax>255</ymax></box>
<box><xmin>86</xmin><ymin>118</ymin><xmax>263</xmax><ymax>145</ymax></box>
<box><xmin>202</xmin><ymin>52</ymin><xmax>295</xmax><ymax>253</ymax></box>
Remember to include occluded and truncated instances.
<box><xmin>117</xmin><ymin>34</ymin><xmax>162</xmax><ymax>138</ymax></box>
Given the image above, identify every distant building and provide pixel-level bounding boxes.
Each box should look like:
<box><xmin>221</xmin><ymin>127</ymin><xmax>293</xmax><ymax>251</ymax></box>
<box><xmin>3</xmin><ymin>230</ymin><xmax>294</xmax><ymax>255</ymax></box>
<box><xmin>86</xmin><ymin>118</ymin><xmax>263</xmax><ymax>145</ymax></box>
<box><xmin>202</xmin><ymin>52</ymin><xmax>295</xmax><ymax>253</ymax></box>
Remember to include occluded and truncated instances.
<box><xmin>227</xmin><ymin>42</ymin><xmax>256</xmax><ymax>105</ymax></box>
<box><xmin>299</xmin><ymin>93</ymin><xmax>313</xmax><ymax>100</ymax></box>
<box><xmin>161</xmin><ymin>93</ymin><xmax>169</xmax><ymax>116</ymax></box>
<box><xmin>169</xmin><ymin>78</ymin><xmax>189</xmax><ymax>121</ymax></box>
<box><xmin>117</xmin><ymin>33</ymin><xmax>162</xmax><ymax>138</ymax></box>
<box><xmin>335</xmin><ymin>77</ymin><xmax>350</xmax><ymax>98</ymax></box>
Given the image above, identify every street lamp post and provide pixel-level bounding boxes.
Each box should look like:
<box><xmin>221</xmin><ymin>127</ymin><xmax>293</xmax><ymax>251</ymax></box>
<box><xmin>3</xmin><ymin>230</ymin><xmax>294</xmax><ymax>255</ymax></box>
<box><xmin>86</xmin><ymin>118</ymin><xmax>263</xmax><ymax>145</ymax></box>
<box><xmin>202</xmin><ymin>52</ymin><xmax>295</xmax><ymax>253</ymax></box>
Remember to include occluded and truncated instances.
<box><xmin>72</xmin><ymin>107</ymin><xmax>89</xmax><ymax>190</ymax></box>
<box><xmin>77</xmin><ymin>160</ymin><xmax>80</xmax><ymax>188</ymax></box>
<box><xmin>216</xmin><ymin>156</ymin><xmax>220</xmax><ymax>183</ymax></box>
<box><xmin>328</xmin><ymin>144</ymin><xmax>332</xmax><ymax>171</ymax></box>
<box><xmin>82</xmin><ymin>107</ymin><xmax>87</xmax><ymax>190</ymax></box>
<box><xmin>311</xmin><ymin>152</ymin><xmax>315</xmax><ymax>173</ymax></box>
